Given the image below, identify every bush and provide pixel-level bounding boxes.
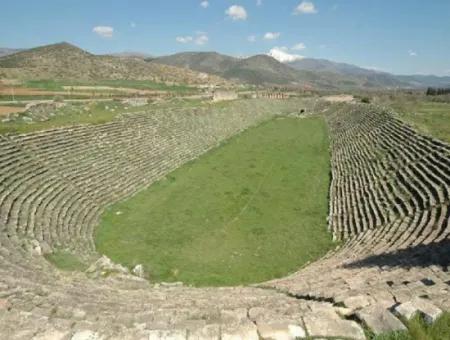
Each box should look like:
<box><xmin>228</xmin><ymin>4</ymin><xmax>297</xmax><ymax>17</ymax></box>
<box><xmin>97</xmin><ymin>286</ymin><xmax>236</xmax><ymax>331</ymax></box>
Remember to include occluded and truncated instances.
<box><xmin>361</xmin><ymin>97</ymin><xmax>371</xmax><ymax>104</ymax></box>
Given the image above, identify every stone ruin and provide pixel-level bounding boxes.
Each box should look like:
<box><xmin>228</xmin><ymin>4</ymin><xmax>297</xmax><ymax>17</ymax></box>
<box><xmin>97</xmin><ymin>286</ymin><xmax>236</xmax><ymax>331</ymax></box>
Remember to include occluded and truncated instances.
<box><xmin>212</xmin><ymin>90</ymin><xmax>238</xmax><ymax>102</ymax></box>
<box><xmin>121</xmin><ymin>98</ymin><xmax>149</xmax><ymax>107</ymax></box>
<box><xmin>0</xmin><ymin>99</ymin><xmax>448</xmax><ymax>339</ymax></box>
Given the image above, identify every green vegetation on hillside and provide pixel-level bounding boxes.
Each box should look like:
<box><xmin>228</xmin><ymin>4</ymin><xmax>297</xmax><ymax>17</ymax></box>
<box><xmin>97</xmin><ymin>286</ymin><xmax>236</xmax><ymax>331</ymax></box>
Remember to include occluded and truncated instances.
<box><xmin>372</xmin><ymin>312</ymin><xmax>450</xmax><ymax>340</ymax></box>
<box><xmin>0</xmin><ymin>101</ymin><xmax>124</xmax><ymax>134</ymax></box>
<box><xmin>23</xmin><ymin>79</ymin><xmax>195</xmax><ymax>92</ymax></box>
<box><xmin>374</xmin><ymin>94</ymin><xmax>450</xmax><ymax>143</ymax></box>
<box><xmin>394</xmin><ymin>101</ymin><xmax>450</xmax><ymax>143</ymax></box>
<box><xmin>45</xmin><ymin>251</ymin><xmax>87</xmax><ymax>271</ymax></box>
<box><xmin>0</xmin><ymin>99</ymin><xmax>214</xmax><ymax>134</ymax></box>
<box><xmin>96</xmin><ymin>117</ymin><xmax>335</xmax><ymax>286</ymax></box>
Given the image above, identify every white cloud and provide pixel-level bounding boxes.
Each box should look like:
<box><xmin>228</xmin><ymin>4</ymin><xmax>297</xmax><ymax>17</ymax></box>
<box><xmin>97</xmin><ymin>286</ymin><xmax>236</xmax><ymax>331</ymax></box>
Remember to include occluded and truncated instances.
<box><xmin>247</xmin><ymin>35</ymin><xmax>257</xmax><ymax>42</ymax></box>
<box><xmin>226</xmin><ymin>5</ymin><xmax>248</xmax><ymax>21</ymax></box>
<box><xmin>176</xmin><ymin>36</ymin><xmax>193</xmax><ymax>43</ymax></box>
<box><xmin>195</xmin><ymin>33</ymin><xmax>209</xmax><ymax>45</ymax></box>
<box><xmin>176</xmin><ymin>32</ymin><xmax>209</xmax><ymax>45</ymax></box>
<box><xmin>264</xmin><ymin>32</ymin><xmax>280</xmax><ymax>40</ymax></box>
<box><xmin>200</xmin><ymin>1</ymin><xmax>209</xmax><ymax>8</ymax></box>
<box><xmin>93</xmin><ymin>26</ymin><xmax>114</xmax><ymax>38</ymax></box>
<box><xmin>268</xmin><ymin>47</ymin><xmax>304</xmax><ymax>63</ymax></box>
<box><xmin>292</xmin><ymin>42</ymin><xmax>306</xmax><ymax>50</ymax></box>
<box><xmin>256</xmin><ymin>0</ymin><xmax>262</xmax><ymax>6</ymax></box>
<box><xmin>408</xmin><ymin>50</ymin><xmax>417</xmax><ymax>57</ymax></box>
<box><xmin>294</xmin><ymin>1</ymin><xmax>317</xmax><ymax>14</ymax></box>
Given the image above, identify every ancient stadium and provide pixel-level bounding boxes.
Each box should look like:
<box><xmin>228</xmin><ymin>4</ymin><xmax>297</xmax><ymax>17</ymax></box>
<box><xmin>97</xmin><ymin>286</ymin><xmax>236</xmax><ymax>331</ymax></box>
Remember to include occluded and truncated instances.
<box><xmin>0</xmin><ymin>94</ymin><xmax>448</xmax><ymax>339</ymax></box>
<box><xmin>1</xmin><ymin>1</ymin><xmax>450</xmax><ymax>339</ymax></box>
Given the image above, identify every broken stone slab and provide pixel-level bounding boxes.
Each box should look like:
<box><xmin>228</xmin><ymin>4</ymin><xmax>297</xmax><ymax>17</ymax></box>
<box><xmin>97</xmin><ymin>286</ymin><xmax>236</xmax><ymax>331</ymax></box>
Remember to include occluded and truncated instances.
<box><xmin>221</xmin><ymin>322</ymin><xmax>259</xmax><ymax>340</ymax></box>
<box><xmin>257</xmin><ymin>321</ymin><xmax>306</xmax><ymax>340</ymax></box>
<box><xmin>32</xmin><ymin>330</ymin><xmax>69</xmax><ymax>340</ymax></box>
<box><xmin>356</xmin><ymin>306</ymin><xmax>406</xmax><ymax>335</ymax></box>
<box><xmin>132</xmin><ymin>264</ymin><xmax>145</xmax><ymax>278</ymax></box>
<box><xmin>303</xmin><ymin>310</ymin><xmax>365</xmax><ymax>340</ymax></box>
<box><xmin>395</xmin><ymin>297</ymin><xmax>443</xmax><ymax>324</ymax></box>
<box><xmin>148</xmin><ymin>329</ymin><xmax>187</xmax><ymax>340</ymax></box>
<box><xmin>343</xmin><ymin>294</ymin><xmax>375</xmax><ymax>311</ymax></box>
<box><xmin>221</xmin><ymin>308</ymin><xmax>248</xmax><ymax>324</ymax></box>
<box><xmin>187</xmin><ymin>324</ymin><xmax>220</xmax><ymax>339</ymax></box>
<box><xmin>86</xmin><ymin>256</ymin><xmax>129</xmax><ymax>278</ymax></box>
<box><xmin>71</xmin><ymin>330</ymin><xmax>102</xmax><ymax>340</ymax></box>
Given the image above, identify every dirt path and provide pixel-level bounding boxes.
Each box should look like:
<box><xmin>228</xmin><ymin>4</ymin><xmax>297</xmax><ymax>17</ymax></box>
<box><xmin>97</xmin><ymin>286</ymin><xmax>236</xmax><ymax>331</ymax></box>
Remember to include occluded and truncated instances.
<box><xmin>0</xmin><ymin>106</ymin><xmax>26</xmax><ymax>116</ymax></box>
<box><xmin>323</xmin><ymin>94</ymin><xmax>354</xmax><ymax>103</ymax></box>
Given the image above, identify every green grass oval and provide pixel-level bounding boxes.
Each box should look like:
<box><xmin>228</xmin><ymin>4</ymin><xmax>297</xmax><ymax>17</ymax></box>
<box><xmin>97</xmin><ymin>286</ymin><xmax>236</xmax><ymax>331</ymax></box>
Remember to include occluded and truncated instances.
<box><xmin>95</xmin><ymin>116</ymin><xmax>336</xmax><ymax>286</ymax></box>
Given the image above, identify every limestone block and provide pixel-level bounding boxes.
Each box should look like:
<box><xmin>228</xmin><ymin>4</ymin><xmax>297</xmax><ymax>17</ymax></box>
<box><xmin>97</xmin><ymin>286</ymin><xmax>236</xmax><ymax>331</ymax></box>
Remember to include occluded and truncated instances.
<box><xmin>343</xmin><ymin>295</ymin><xmax>375</xmax><ymax>311</ymax></box>
<box><xmin>187</xmin><ymin>324</ymin><xmax>220</xmax><ymax>339</ymax></box>
<box><xmin>132</xmin><ymin>264</ymin><xmax>145</xmax><ymax>278</ymax></box>
<box><xmin>221</xmin><ymin>322</ymin><xmax>259</xmax><ymax>340</ymax></box>
<box><xmin>148</xmin><ymin>329</ymin><xmax>187</xmax><ymax>340</ymax></box>
<box><xmin>356</xmin><ymin>306</ymin><xmax>406</xmax><ymax>335</ymax></box>
<box><xmin>71</xmin><ymin>330</ymin><xmax>102</xmax><ymax>340</ymax></box>
<box><xmin>257</xmin><ymin>321</ymin><xmax>306</xmax><ymax>339</ymax></box>
<box><xmin>395</xmin><ymin>298</ymin><xmax>443</xmax><ymax>324</ymax></box>
<box><xmin>303</xmin><ymin>311</ymin><xmax>365</xmax><ymax>340</ymax></box>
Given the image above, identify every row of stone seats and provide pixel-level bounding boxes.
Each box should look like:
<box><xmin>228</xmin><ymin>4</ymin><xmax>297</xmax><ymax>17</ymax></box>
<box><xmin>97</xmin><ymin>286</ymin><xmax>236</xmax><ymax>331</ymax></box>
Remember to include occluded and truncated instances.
<box><xmin>265</xmin><ymin>103</ymin><xmax>449</xmax><ymax>335</ymax></box>
<box><xmin>0</xmin><ymin>99</ymin><xmax>448</xmax><ymax>339</ymax></box>
<box><xmin>2</xmin><ymin>99</ymin><xmax>298</xmax><ymax>257</ymax></box>
<box><xmin>1</xmin><ymin>98</ymin><xmax>376</xmax><ymax>339</ymax></box>
<box><xmin>327</xmin><ymin>104</ymin><xmax>449</xmax><ymax>240</ymax></box>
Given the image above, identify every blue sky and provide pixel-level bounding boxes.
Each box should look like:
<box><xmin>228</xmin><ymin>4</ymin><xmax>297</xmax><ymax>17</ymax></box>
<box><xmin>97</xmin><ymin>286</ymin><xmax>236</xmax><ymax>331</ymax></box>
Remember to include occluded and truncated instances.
<box><xmin>1</xmin><ymin>0</ymin><xmax>449</xmax><ymax>75</ymax></box>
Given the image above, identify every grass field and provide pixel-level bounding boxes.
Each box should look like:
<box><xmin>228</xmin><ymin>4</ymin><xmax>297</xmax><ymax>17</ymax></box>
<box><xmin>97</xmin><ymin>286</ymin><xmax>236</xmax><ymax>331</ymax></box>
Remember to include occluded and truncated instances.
<box><xmin>95</xmin><ymin>116</ymin><xmax>335</xmax><ymax>286</ymax></box>
<box><xmin>23</xmin><ymin>79</ymin><xmax>195</xmax><ymax>93</ymax></box>
<box><xmin>45</xmin><ymin>251</ymin><xmax>88</xmax><ymax>271</ymax></box>
<box><xmin>378</xmin><ymin>95</ymin><xmax>450</xmax><ymax>143</ymax></box>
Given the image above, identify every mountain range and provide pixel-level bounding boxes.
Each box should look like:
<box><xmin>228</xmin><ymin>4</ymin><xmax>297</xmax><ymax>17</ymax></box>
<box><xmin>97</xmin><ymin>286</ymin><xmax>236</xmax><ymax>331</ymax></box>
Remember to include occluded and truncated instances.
<box><xmin>151</xmin><ymin>52</ymin><xmax>450</xmax><ymax>89</ymax></box>
<box><xmin>1</xmin><ymin>43</ymin><xmax>449</xmax><ymax>90</ymax></box>
<box><xmin>0</xmin><ymin>43</ymin><xmax>226</xmax><ymax>85</ymax></box>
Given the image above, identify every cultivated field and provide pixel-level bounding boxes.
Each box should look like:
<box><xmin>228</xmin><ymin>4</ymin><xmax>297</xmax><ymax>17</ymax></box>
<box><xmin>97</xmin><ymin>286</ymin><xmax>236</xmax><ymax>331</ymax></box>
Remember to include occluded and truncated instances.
<box><xmin>96</xmin><ymin>116</ymin><xmax>334</xmax><ymax>286</ymax></box>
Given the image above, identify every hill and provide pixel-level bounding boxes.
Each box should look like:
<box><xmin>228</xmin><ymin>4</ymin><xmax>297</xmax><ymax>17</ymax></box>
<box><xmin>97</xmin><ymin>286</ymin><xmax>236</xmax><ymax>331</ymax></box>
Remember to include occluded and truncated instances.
<box><xmin>153</xmin><ymin>51</ymin><xmax>450</xmax><ymax>89</ymax></box>
<box><xmin>151</xmin><ymin>52</ymin><xmax>300</xmax><ymax>85</ymax></box>
<box><xmin>107</xmin><ymin>51</ymin><xmax>153</xmax><ymax>59</ymax></box>
<box><xmin>0</xmin><ymin>48</ymin><xmax>23</xmax><ymax>58</ymax></box>
<box><xmin>151</xmin><ymin>52</ymin><xmax>326</xmax><ymax>86</ymax></box>
<box><xmin>287</xmin><ymin>58</ymin><xmax>450</xmax><ymax>88</ymax></box>
<box><xmin>0</xmin><ymin>42</ymin><xmax>226</xmax><ymax>85</ymax></box>
<box><xmin>151</xmin><ymin>52</ymin><xmax>405</xmax><ymax>88</ymax></box>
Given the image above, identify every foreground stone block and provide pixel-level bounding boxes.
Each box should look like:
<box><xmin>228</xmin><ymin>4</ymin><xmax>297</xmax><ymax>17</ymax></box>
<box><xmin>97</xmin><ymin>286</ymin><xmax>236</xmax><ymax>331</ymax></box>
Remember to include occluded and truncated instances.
<box><xmin>71</xmin><ymin>330</ymin><xmax>102</xmax><ymax>340</ymax></box>
<box><xmin>343</xmin><ymin>294</ymin><xmax>375</xmax><ymax>311</ymax></box>
<box><xmin>221</xmin><ymin>322</ymin><xmax>259</xmax><ymax>340</ymax></box>
<box><xmin>357</xmin><ymin>306</ymin><xmax>406</xmax><ymax>335</ymax></box>
<box><xmin>32</xmin><ymin>330</ymin><xmax>69</xmax><ymax>340</ymax></box>
<box><xmin>395</xmin><ymin>298</ymin><xmax>443</xmax><ymax>324</ymax></box>
<box><xmin>257</xmin><ymin>321</ymin><xmax>306</xmax><ymax>339</ymax></box>
<box><xmin>148</xmin><ymin>329</ymin><xmax>187</xmax><ymax>340</ymax></box>
<box><xmin>303</xmin><ymin>311</ymin><xmax>365</xmax><ymax>340</ymax></box>
<box><xmin>187</xmin><ymin>324</ymin><xmax>220</xmax><ymax>339</ymax></box>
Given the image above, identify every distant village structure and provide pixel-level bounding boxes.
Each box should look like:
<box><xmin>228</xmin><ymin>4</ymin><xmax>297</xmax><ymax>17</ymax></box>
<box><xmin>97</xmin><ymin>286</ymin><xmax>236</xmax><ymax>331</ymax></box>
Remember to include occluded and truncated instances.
<box><xmin>212</xmin><ymin>90</ymin><xmax>238</xmax><ymax>102</ymax></box>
